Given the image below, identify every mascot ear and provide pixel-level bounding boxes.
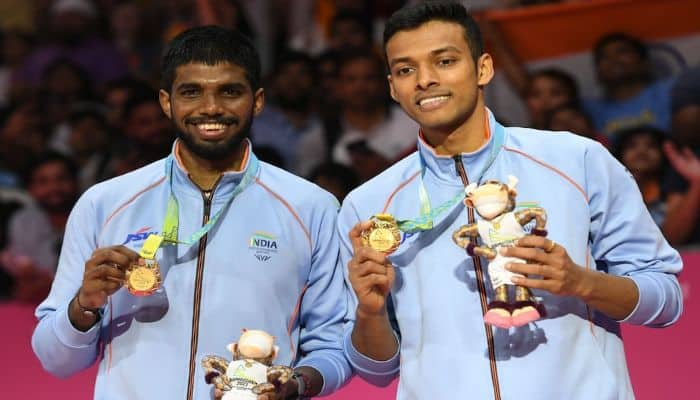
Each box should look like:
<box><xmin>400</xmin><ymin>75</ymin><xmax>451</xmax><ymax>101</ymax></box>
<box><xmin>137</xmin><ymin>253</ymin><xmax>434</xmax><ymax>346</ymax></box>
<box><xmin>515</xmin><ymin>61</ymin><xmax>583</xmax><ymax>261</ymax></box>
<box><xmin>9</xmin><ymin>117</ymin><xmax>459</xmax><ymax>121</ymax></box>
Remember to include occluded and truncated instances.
<box><xmin>506</xmin><ymin>175</ymin><xmax>518</xmax><ymax>190</ymax></box>
<box><xmin>464</xmin><ymin>183</ymin><xmax>478</xmax><ymax>197</ymax></box>
<box><xmin>227</xmin><ymin>342</ymin><xmax>238</xmax><ymax>355</ymax></box>
<box><xmin>271</xmin><ymin>345</ymin><xmax>279</xmax><ymax>361</ymax></box>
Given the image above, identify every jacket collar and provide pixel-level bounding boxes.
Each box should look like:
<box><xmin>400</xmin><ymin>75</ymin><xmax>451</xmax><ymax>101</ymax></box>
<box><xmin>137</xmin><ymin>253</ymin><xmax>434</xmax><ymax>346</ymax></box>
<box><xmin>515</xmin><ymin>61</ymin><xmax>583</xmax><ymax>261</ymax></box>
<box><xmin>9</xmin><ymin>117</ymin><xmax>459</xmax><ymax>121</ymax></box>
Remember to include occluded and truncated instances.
<box><xmin>416</xmin><ymin>108</ymin><xmax>500</xmax><ymax>186</ymax></box>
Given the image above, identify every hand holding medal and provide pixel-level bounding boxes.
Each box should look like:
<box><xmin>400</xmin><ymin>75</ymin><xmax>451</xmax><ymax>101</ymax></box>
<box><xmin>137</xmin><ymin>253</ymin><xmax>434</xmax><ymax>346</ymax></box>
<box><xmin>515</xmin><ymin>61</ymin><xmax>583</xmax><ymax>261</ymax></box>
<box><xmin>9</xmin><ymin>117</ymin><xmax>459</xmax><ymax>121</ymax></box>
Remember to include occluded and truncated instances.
<box><xmin>70</xmin><ymin>245</ymin><xmax>140</xmax><ymax>330</ymax></box>
<box><xmin>361</xmin><ymin>214</ymin><xmax>401</xmax><ymax>254</ymax></box>
<box><xmin>347</xmin><ymin>216</ymin><xmax>399</xmax><ymax>317</ymax></box>
<box><xmin>125</xmin><ymin>234</ymin><xmax>163</xmax><ymax>296</ymax></box>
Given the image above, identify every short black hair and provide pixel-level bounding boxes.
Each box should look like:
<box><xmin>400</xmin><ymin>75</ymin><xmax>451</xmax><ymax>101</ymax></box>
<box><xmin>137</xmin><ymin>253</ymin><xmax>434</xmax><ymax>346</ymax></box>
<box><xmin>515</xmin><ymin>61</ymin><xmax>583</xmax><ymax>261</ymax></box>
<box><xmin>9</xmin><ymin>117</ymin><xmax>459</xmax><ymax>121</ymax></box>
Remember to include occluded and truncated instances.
<box><xmin>23</xmin><ymin>151</ymin><xmax>79</xmax><ymax>187</ymax></box>
<box><xmin>337</xmin><ymin>47</ymin><xmax>387</xmax><ymax>77</ymax></box>
<box><xmin>160</xmin><ymin>25</ymin><xmax>261</xmax><ymax>92</ymax></box>
<box><xmin>273</xmin><ymin>49</ymin><xmax>315</xmax><ymax>75</ymax></box>
<box><xmin>331</xmin><ymin>10</ymin><xmax>373</xmax><ymax>42</ymax></box>
<box><xmin>123</xmin><ymin>90</ymin><xmax>159</xmax><ymax>121</ymax></box>
<box><xmin>308</xmin><ymin>162</ymin><xmax>360</xmax><ymax>194</ymax></box>
<box><xmin>530</xmin><ymin>68</ymin><xmax>580</xmax><ymax>104</ymax></box>
<box><xmin>594</xmin><ymin>32</ymin><xmax>648</xmax><ymax>64</ymax></box>
<box><xmin>544</xmin><ymin>102</ymin><xmax>592</xmax><ymax>131</ymax></box>
<box><xmin>383</xmin><ymin>1</ymin><xmax>483</xmax><ymax>63</ymax></box>
<box><xmin>612</xmin><ymin>125</ymin><xmax>667</xmax><ymax>161</ymax></box>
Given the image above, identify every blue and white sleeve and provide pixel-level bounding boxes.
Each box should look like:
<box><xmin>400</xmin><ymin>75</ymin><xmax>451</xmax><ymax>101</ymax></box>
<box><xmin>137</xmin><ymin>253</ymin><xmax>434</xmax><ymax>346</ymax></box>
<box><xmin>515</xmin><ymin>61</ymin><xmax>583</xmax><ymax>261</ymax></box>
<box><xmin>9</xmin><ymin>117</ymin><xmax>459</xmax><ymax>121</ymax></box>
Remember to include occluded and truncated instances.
<box><xmin>294</xmin><ymin>193</ymin><xmax>353</xmax><ymax>395</ymax></box>
<box><xmin>585</xmin><ymin>142</ymin><xmax>683</xmax><ymax>327</ymax></box>
<box><xmin>31</xmin><ymin>191</ymin><xmax>102</xmax><ymax>377</ymax></box>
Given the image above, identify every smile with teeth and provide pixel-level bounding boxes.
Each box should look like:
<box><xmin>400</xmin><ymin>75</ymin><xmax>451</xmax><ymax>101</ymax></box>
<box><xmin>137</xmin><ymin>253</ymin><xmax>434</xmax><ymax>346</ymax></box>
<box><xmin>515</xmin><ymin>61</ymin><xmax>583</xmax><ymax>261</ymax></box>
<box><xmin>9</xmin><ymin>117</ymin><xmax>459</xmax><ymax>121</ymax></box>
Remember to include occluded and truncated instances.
<box><xmin>197</xmin><ymin>123</ymin><xmax>227</xmax><ymax>131</ymax></box>
<box><xmin>418</xmin><ymin>95</ymin><xmax>450</xmax><ymax>108</ymax></box>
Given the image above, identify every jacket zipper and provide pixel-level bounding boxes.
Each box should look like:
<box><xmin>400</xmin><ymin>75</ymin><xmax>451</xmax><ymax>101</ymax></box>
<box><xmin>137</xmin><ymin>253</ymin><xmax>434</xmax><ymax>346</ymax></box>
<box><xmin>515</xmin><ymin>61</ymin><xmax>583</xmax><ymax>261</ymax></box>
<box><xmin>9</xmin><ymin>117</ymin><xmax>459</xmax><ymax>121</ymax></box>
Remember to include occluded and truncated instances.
<box><xmin>185</xmin><ymin>184</ymin><xmax>217</xmax><ymax>400</ymax></box>
<box><xmin>453</xmin><ymin>155</ymin><xmax>502</xmax><ymax>400</ymax></box>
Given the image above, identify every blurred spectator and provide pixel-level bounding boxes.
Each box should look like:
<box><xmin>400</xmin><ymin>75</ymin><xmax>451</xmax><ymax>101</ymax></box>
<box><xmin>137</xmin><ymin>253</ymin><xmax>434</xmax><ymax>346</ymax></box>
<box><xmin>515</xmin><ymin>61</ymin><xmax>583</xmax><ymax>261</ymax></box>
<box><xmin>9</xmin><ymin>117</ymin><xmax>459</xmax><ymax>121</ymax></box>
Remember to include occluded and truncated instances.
<box><xmin>613</xmin><ymin>126</ymin><xmax>668</xmax><ymax>226</ymax></box>
<box><xmin>0</xmin><ymin>99</ymin><xmax>48</xmax><ymax>187</ymax></box>
<box><xmin>546</xmin><ymin>103</ymin><xmax>609</xmax><ymax>147</ymax></box>
<box><xmin>296</xmin><ymin>48</ymin><xmax>417</xmax><ymax>177</ymax></box>
<box><xmin>102</xmin><ymin>76</ymin><xmax>155</xmax><ymax>133</ymax></box>
<box><xmin>327</xmin><ymin>10</ymin><xmax>373</xmax><ymax>51</ymax></box>
<box><xmin>1</xmin><ymin>152</ymin><xmax>79</xmax><ymax>303</ymax></box>
<box><xmin>309</xmin><ymin>161</ymin><xmax>359</xmax><ymax>202</ymax></box>
<box><xmin>14</xmin><ymin>0</ymin><xmax>128</xmax><ymax>88</ymax></box>
<box><xmin>106</xmin><ymin>91</ymin><xmax>173</xmax><ymax>177</ymax></box>
<box><xmin>0</xmin><ymin>188</ymin><xmax>32</xmax><ymax>299</ymax></box>
<box><xmin>109</xmin><ymin>1</ymin><xmax>160</xmax><ymax>80</ymax></box>
<box><xmin>316</xmin><ymin>49</ymin><xmax>340</xmax><ymax>107</ymax></box>
<box><xmin>584</xmin><ymin>33</ymin><xmax>673</xmax><ymax>138</ymax></box>
<box><xmin>41</xmin><ymin>59</ymin><xmax>95</xmax><ymax>151</ymax></box>
<box><xmin>0</xmin><ymin>30</ymin><xmax>34</xmax><ymax>107</ymax></box>
<box><xmin>661</xmin><ymin>66</ymin><xmax>700</xmax><ymax>246</ymax></box>
<box><xmin>66</xmin><ymin>105</ymin><xmax>111</xmax><ymax>190</ymax></box>
<box><xmin>478</xmin><ymin>19</ymin><xmax>580</xmax><ymax>129</ymax></box>
<box><xmin>251</xmin><ymin>50</ymin><xmax>320</xmax><ymax>170</ymax></box>
<box><xmin>287</xmin><ymin>0</ymin><xmax>375</xmax><ymax>54</ymax></box>
<box><xmin>345</xmin><ymin>139</ymin><xmax>394</xmax><ymax>182</ymax></box>
<box><xmin>525</xmin><ymin>69</ymin><xmax>579</xmax><ymax>130</ymax></box>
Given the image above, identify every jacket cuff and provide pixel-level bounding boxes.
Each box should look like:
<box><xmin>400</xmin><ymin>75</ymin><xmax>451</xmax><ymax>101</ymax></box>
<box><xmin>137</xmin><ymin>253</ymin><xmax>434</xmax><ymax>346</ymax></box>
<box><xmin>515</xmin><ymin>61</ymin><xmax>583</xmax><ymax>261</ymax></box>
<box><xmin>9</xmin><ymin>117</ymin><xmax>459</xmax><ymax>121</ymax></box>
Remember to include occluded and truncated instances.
<box><xmin>617</xmin><ymin>274</ymin><xmax>662</xmax><ymax>325</ymax></box>
<box><xmin>54</xmin><ymin>303</ymin><xmax>101</xmax><ymax>348</ymax></box>
<box><xmin>343</xmin><ymin>325</ymin><xmax>400</xmax><ymax>377</ymax></box>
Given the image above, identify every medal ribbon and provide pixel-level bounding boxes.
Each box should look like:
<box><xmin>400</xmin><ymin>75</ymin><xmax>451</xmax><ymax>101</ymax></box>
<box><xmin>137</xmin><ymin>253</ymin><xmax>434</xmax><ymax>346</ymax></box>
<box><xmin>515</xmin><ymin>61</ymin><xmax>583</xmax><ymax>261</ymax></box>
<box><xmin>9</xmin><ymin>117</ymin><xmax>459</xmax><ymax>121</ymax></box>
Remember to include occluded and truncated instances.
<box><xmin>139</xmin><ymin>150</ymin><xmax>259</xmax><ymax>259</ymax></box>
<box><xmin>396</xmin><ymin>123</ymin><xmax>505</xmax><ymax>233</ymax></box>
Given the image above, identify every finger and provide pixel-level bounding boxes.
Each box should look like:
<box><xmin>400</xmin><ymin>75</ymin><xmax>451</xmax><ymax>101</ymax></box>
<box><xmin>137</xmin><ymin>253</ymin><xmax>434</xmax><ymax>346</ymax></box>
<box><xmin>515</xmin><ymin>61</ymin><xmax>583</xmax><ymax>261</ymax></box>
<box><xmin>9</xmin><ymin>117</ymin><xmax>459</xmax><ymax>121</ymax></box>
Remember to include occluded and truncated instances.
<box><xmin>357</xmin><ymin>273</ymin><xmax>392</xmax><ymax>292</ymax></box>
<box><xmin>514</xmin><ymin>235</ymin><xmax>550</xmax><ymax>250</ymax></box>
<box><xmin>509</xmin><ymin>274</ymin><xmax>551</xmax><ymax>291</ymax></box>
<box><xmin>500</xmin><ymin>246</ymin><xmax>550</xmax><ymax>265</ymax></box>
<box><xmin>81</xmin><ymin>278</ymin><xmax>123</xmax><ymax>297</ymax></box>
<box><xmin>506</xmin><ymin>262</ymin><xmax>563</xmax><ymax>280</ymax></box>
<box><xmin>84</xmin><ymin>264</ymin><xmax>126</xmax><ymax>282</ymax></box>
<box><xmin>87</xmin><ymin>247</ymin><xmax>138</xmax><ymax>271</ymax></box>
<box><xmin>348</xmin><ymin>221</ymin><xmax>374</xmax><ymax>253</ymax></box>
<box><xmin>350</xmin><ymin>246</ymin><xmax>388</xmax><ymax>267</ymax></box>
<box><xmin>350</xmin><ymin>260</ymin><xmax>390</xmax><ymax>278</ymax></box>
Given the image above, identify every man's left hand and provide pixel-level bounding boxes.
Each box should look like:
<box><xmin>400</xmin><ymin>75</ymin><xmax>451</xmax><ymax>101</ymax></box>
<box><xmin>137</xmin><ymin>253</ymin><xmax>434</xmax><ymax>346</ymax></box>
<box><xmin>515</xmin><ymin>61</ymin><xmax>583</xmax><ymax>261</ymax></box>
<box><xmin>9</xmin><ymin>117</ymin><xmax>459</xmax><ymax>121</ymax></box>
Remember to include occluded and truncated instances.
<box><xmin>502</xmin><ymin>235</ymin><xmax>592</xmax><ymax>299</ymax></box>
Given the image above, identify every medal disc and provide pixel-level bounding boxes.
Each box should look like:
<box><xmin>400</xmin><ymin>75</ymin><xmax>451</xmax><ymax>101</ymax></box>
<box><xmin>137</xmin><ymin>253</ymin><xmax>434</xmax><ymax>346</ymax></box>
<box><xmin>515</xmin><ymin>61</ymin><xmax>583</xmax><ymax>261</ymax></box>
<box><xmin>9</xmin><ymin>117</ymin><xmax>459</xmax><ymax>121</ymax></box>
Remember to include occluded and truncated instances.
<box><xmin>125</xmin><ymin>259</ymin><xmax>161</xmax><ymax>296</ymax></box>
<box><xmin>362</xmin><ymin>214</ymin><xmax>401</xmax><ymax>254</ymax></box>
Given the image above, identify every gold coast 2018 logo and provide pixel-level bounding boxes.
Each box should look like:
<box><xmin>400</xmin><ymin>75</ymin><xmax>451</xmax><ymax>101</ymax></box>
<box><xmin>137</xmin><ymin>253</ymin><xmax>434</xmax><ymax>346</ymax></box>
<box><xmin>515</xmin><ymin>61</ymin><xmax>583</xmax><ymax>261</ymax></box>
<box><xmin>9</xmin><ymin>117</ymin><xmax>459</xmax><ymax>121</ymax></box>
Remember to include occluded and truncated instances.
<box><xmin>249</xmin><ymin>232</ymin><xmax>279</xmax><ymax>262</ymax></box>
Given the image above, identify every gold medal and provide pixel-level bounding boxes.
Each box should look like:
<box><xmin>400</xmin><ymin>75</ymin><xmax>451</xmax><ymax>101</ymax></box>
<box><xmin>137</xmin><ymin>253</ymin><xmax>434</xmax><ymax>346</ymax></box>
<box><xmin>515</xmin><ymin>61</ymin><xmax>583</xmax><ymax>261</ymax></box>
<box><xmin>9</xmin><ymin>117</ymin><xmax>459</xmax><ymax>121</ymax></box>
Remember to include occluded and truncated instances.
<box><xmin>125</xmin><ymin>258</ymin><xmax>161</xmax><ymax>296</ymax></box>
<box><xmin>362</xmin><ymin>213</ymin><xmax>401</xmax><ymax>254</ymax></box>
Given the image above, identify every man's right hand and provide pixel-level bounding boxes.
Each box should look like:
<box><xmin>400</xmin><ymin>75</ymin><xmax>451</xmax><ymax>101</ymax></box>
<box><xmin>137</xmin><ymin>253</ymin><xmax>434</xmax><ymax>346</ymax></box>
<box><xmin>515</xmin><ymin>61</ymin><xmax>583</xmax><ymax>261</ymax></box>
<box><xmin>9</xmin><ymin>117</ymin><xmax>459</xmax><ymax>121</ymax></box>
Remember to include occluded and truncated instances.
<box><xmin>69</xmin><ymin>246</ymin><xmax>139</xmax><ymax>330</ymax></box>
<box><xmin>347</xmin><ymin>221</ymin><xmax>396</xmax><ymax>317</ymax></box>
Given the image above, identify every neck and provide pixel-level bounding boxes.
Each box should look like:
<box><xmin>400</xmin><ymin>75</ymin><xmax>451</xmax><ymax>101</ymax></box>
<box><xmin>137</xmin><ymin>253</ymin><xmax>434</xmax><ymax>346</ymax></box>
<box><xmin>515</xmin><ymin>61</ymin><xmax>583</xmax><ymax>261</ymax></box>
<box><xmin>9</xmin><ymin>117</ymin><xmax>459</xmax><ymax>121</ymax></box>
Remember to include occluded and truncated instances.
<box><xmin>606</xmin><ymin>81</ymin><xmax>646</xmax><ymax>101</ymax></box>
<box><xmin>343</xmin><ymin>105</ymin><xmax>386</xmax><ymax>133</ymax></box>
<box><xmin>177</xmin><ymin>140</ymin><xmax>248</xmax><ymax>191</ymax></box>
<box><xmin>423</xmin><ymin>105</ymin><xmax>488</xmax><ymax>155</ymax></box>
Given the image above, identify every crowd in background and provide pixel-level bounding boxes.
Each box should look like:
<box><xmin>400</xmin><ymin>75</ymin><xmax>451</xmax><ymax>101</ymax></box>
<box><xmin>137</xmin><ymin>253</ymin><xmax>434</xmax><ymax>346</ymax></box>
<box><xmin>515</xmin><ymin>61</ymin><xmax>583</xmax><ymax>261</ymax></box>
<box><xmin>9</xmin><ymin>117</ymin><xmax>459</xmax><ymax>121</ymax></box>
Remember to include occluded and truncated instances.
<box><xmin>1</xmin><ymin>0</ymin><xmax>698</xmax><ymax>303</ymax></box>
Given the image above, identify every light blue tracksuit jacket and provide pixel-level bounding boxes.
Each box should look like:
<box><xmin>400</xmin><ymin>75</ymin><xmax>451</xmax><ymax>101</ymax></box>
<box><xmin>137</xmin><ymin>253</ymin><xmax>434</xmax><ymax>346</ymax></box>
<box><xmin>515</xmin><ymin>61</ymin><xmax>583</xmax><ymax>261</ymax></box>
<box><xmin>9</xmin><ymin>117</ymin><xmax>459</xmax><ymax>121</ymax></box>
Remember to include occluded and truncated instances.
<box><xmin>340</xmin><ymin>111</ymin><xmax>683</xmax><ymax>400</ymax></box>
<box><xmin>32</xmin><ymin>141</ymin><xmax>352</xmax><ymax>399</ymax></box>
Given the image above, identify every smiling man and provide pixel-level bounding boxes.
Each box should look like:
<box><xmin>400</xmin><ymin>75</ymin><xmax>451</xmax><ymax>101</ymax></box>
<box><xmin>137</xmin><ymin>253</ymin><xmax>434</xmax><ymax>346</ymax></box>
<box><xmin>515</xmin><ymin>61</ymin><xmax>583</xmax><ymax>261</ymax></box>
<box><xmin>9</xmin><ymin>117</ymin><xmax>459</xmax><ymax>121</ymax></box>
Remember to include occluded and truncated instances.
<box><xmin>339</xmin><ymin>2</ymin><xmax>683</xmax><ymax>399</ymax></box>
<box><xmin>31</xmin><ymin>26</ymin><xmax>351</xmax><ymax>400</ymax></box>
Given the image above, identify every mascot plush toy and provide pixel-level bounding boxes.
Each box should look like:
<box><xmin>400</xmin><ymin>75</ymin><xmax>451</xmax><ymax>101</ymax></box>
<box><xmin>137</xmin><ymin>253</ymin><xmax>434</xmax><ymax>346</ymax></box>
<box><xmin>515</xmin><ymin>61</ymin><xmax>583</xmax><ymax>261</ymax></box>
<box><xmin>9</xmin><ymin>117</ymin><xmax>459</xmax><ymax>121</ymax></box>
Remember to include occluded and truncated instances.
<box><xmin>202</xmin><ymin>329</ymin><xmax>292</xmax><ymax>399</ymax></box>
<box><xmin>452</xmin><ymin>176</ymin><xmax>548</xmax><ymax>329</ymax></box>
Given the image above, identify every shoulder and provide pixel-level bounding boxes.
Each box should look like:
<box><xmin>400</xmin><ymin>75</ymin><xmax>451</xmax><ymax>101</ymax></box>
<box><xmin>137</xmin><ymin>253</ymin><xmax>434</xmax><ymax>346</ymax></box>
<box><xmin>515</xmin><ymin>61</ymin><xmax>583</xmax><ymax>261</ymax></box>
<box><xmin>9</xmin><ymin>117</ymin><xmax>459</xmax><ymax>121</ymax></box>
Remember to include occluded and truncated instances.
<box><xmin>255</xmin><ymin>161</ymin><xmax>338</xmax><ymax>212</ymax></box>
<box><xmin>79</xmin><ymin>159</ymin><xmax>167</xmax><ymax>208</ymax></box>
<box><xmin>503</xmin><ymin>126</ymin><xmax>601</xmax><ymax>159</ymax></box>
<box><xmin>343</xmin><ymin>152</ymin><xmax>420</xmax><ymax>208</ymax></box>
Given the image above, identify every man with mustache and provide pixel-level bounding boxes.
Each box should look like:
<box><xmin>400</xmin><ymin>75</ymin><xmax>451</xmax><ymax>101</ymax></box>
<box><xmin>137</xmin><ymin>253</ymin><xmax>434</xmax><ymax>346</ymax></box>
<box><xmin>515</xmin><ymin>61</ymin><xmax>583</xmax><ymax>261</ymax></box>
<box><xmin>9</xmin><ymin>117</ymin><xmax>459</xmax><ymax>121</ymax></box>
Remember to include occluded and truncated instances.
<box><xmin>340</xmin><ymin>2</ymin><xmax>683</xmax><ymax>399</ymax></box>
<box><xmin>32</xmin><ymin>26</ymin><xmax>351</xmax><ymax>400</ymax></box>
